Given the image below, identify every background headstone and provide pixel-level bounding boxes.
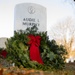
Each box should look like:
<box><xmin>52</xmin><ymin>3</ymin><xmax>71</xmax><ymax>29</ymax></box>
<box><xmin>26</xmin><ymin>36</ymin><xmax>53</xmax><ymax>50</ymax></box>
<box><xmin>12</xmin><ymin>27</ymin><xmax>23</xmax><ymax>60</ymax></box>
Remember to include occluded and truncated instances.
<box><xmin>0</xmin><ymin>38</ymin><xmax>7</xmax><ymax>48</ymax></box>
<box><xmin>14</xmin><ymin>3</ymin><xmax>47</xmax><ymax>32</ymax></box>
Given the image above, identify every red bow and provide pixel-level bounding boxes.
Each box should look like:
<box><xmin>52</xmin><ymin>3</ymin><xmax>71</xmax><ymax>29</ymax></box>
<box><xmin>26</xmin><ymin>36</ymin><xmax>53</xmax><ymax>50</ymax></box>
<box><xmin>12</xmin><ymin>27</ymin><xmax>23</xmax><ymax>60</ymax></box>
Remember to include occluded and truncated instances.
<box><xmin>0</xmin><ymin>50</ymin><xmax>7</xmax><ymax>58</ymax></box>
<box><xmin>28</xmin><ymin>34</ymin><xmax>44</xmax><ymax>64</ymax></box>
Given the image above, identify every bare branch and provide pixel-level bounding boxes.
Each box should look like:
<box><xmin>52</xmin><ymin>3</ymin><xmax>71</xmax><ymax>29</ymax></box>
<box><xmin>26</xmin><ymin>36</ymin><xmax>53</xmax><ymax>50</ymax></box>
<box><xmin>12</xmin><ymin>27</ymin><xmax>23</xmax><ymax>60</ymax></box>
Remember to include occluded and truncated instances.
<box><xmin>49</xmin><ymin>17</ymin><xmax>75</xmax><ymax>59</ymax></box>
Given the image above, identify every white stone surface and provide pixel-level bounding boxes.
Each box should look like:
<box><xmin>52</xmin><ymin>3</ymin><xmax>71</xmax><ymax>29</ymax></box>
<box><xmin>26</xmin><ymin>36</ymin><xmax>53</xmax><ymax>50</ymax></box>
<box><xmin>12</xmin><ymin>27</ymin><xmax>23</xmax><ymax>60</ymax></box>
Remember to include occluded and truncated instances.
<box><xmin>14</xmin><ymin>3</ymin><xmax>47</xmax><ymax>32</ymax></box>
<box><xmin>0</xmin><ymin>38</ymin><xmax>7</xmax><ymax>48</ymax></box>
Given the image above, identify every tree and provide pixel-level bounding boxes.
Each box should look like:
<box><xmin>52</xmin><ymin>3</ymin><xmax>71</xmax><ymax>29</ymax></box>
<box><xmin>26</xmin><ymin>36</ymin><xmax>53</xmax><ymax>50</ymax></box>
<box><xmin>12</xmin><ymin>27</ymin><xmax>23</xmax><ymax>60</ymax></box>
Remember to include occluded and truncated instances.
<box><xmin>63</xmin><ymin>0</ymin><xmax>75</xmax><ymax>9</ymax></box>
<box><xmin>49</xmin><ymin>17</ymin><xmax>75</xmax><ymax>61</ymax></box>
<box><xmin>64</xmin><ymin>0</ymin><xmax>75</xmax><ymax>3</ymax></box>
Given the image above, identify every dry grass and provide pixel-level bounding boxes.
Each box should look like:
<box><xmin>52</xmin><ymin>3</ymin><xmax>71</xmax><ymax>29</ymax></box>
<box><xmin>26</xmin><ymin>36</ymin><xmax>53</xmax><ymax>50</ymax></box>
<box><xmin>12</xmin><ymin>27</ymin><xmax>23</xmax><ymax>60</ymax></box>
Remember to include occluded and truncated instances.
<box><xmin>0</xmin><ymin>61</ymin><xmax>75</xmax><ymax>75</ymax></box>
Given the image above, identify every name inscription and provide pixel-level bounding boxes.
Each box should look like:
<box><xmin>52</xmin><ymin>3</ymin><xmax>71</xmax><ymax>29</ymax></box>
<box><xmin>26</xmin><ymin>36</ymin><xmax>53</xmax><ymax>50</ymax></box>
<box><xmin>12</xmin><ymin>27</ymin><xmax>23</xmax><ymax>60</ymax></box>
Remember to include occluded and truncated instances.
<box><xmin>22</xmin><ymin>18</ymin><xmax>40</xmax><ymax>26</ymax></box>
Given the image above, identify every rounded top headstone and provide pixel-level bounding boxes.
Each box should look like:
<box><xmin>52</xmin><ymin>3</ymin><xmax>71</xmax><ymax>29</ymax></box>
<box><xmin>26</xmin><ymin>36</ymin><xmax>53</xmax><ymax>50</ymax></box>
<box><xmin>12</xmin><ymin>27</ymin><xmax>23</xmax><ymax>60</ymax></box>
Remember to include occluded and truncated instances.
<box><xmin>14</xmin><ymin>3</ymin><xmax>47</xmax><ymax>32</ymax></box>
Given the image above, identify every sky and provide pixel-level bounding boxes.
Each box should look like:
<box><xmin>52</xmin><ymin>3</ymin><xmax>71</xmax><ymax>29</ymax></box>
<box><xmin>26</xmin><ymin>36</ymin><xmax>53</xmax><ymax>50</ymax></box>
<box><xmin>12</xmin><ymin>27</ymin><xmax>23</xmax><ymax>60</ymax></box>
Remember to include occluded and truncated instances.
<box><xmin>0</xmin><ymin>0</ymin><xmax>75</xmax><ymax>38</ymax></box>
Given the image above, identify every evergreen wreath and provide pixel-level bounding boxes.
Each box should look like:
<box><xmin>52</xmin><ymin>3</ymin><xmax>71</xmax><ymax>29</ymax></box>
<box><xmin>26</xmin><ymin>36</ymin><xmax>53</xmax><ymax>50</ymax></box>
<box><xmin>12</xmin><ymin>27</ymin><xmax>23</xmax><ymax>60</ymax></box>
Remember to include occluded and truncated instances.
<box><xmin>5</xmin><ymin>25</ymin><xmax>67</xmax><ymax>70</ymax></box>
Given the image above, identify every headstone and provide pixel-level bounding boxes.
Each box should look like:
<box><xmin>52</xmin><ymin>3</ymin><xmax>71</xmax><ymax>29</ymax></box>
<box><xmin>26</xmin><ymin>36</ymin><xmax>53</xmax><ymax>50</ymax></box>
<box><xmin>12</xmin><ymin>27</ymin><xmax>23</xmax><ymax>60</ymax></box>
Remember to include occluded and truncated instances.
<box><xmin>0</xmin><ymin>38</ymin><xmax>7</xmax><ymax>48</ymax></box>
<box><xmin>14</xmin><ymin>3</ymin><xmax>47</xmax><ymax>32</ymax></box>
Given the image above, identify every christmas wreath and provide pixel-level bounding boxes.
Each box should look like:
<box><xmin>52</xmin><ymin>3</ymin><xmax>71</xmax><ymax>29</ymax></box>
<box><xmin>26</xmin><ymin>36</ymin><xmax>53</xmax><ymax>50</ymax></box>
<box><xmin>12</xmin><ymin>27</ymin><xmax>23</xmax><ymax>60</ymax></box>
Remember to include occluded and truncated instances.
<box><xmin>5</xmin><ymin>25</ymin><xmax>67</xmax><ymax>70</ymax></box>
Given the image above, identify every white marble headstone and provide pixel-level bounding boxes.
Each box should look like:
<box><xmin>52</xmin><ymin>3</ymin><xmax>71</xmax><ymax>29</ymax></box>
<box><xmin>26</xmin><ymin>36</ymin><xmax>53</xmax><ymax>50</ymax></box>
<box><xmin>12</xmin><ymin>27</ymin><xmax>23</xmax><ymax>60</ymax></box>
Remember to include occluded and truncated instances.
<box><xmin>14</xmin><ymin>3</ymin><xmax>47</xmax><ymax>32</ymax></box>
